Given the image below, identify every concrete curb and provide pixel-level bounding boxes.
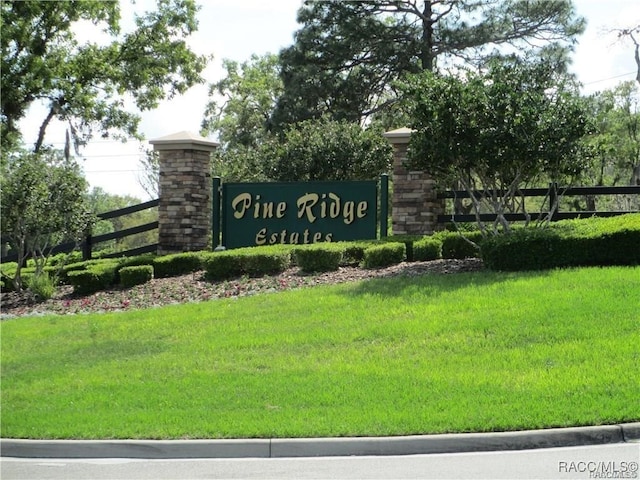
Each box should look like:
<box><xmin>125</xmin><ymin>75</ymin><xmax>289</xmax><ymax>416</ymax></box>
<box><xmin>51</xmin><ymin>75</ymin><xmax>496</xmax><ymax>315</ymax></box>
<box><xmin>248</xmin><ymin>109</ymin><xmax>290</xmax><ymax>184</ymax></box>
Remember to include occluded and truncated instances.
<box><xmin>2</xmin><ymin>423</ymin><xmax>638</xmax><ymax>459</ymax></box>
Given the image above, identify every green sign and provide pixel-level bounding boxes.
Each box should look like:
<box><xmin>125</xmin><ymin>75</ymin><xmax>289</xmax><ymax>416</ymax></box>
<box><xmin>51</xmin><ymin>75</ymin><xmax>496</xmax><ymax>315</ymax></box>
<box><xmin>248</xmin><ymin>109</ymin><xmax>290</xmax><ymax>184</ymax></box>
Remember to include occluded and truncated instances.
<box><xmin>221</xmin><ymin>181</ymin><xmax>378</xmax><ymax>249</ymax></box>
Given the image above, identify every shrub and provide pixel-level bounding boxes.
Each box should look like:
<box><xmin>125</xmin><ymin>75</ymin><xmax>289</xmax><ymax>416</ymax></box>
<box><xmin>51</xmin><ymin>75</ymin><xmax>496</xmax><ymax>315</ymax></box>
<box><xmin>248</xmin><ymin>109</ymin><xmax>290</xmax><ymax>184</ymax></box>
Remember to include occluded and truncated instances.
<box><xmin>237</xmin><ymin>249</ymin><xmax>291</xmax><ymax>276</ymax></box>
<box><xmin>48</xmin><ymin>251</ymin><xmax>82</xmax><ymax>267</ymax></box>
<box><xmin>293</xmin><ymin>244</ymin><xmax>344</xmax><ymax>273</ymax></box>
<box><xmin>341</xmin><ymin>242</ymin><xmax>372</xmax><ymax>266</ymax></box>
<box><xmin>413</xmin><ymin>237</ymin><xmax>442</xmax><ymax>261</ymax></box>
<box><xmin>203</xmin><ymin>246</ymin><xmax>293</xmax><ymax>280</ymax></box>
<box><xmin>203</xmin><ymin>252</ymin><xmax>244</xmax><ymax>281</ymax></box>
<box><xmin>67</xmin><ymin>263</ymin><xmax>118</xmax><ymax>294</ymax></box>
<box><xmin>384</xmin><ymin>235</ymin><xmax>422</xmax><ymax>262</ymax></box>
<box><xmin>60</xmin><ymin>259</ymin><xmax>116</xmax><ymax>284</ymax></box>
<box><xmin>362</xmin><ymin>243</ymin><xmax>405</xmax><ymax>269</ymax></box>
<box><xmin>28</xmin><ymin>272</ymin><xmax>56</xmax><ymax>300</ymax></box>
<box><xmin>481</xmin><ymin>214</ymin><xmax>640</xmax><ymax>271</ymax></box>
<box><xmin>119</xmin><ymin>265</ymin><xmax>154</xmax><ymax>288</ymax></box>
<box><xmin>436</xmin><ymin>231</ymin><xmax>483</xmax><ymax>259</ymax></box>
<box><xmin>153</xmin><ymin>252</ymin><xmax>204</xmax><ymax>278</ymax></box>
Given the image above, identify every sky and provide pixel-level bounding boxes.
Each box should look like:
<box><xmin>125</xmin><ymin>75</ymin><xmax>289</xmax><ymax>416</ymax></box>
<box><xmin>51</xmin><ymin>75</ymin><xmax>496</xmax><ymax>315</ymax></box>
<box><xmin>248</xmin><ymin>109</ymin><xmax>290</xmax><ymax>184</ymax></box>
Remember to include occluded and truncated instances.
<box><xmin>19</xmin><ymin>0</ymin><xmax>640</xmax><ymax>202</ymax></box>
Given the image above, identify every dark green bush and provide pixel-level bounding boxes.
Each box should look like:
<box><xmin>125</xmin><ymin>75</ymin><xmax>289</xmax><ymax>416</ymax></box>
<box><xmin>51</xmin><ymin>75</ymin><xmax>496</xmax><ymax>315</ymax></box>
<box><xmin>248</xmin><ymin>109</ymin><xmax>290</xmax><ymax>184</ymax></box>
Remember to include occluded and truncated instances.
<box><xmin>67</xmin><ymin>263</ymin><xmax>118</xmax><ymax>294</ymax></box>
<box><xmin>413</xmin><ymin>237</ymin><xmax>442</xmax><ymax>261</ymax></box>
<box><xmin>119</xmin><ymin>265</ymin><xmax>154</xmax><ymax>288</ymax></box>
<box><xmin>117</xmin><ymin>253</ymin><xmax>156</xmax><ymax>269</ymax></box>
<box><xmin>203</xmin><ymin>252</ymin><xmax>244</xmax><ymax>281</ymax></box>
<box><xmin>153</xmin><ymin>252</ymin><xmax>205</xmax><ymax>278</ymax></box>
<box><xmin>384</xmin><ymin>235</ymin><xmax>423</xmax><ymax>261</ymax></box>
<box><xmin>481</xmin><ymin>214</ymin><xmax>640</xmax><ymax>271</ymax></box>
<box><xmin>436</xmin><ymin>231</ymin><xmax>483</xmax><ymax>259</ymax></box>
<box><xmin>362</xmin><ymin>243</ymin><xmax>405</xmax><ymax>269</ymax></box>
<box><xmin>293</xmin><ymin>244</ymin><xmax>344</xmax><ymax>273</ymax></box>
<box><xmin>60</xmin><ymin>259</ymin><xmax>115</xmax><ymax>284</ymax></box>
<box><xmin>237</xmin><ymin>250</ymin><xmax>291</xmax><ymax>276</ymax></box>
<box><xmin>203</xmin><ymin>247</ymin><xmax>292</xmax><ymax>280</ymax></box>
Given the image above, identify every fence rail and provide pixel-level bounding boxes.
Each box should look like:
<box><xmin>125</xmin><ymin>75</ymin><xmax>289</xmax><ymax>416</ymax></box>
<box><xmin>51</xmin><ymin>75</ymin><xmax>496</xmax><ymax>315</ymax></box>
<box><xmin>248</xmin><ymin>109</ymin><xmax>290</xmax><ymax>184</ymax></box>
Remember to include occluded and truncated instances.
<box><xmin>1</xmin><ymin>199</ymin><xmax>159</xmax><ymax>264</ymax></box>
<box><xmin>436</xmin><ymin>184</ymin><xmax>640</xmax><ymax>224</ymax></box>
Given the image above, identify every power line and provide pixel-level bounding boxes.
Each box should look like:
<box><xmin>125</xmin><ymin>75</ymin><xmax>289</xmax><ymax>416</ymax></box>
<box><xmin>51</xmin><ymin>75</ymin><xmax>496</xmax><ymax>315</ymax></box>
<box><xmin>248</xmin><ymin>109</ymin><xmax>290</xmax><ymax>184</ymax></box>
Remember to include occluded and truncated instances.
<box><xmin>582</xmin><ymin>70</ymin><xmax>637</xmax><ymax>86</ymax></box>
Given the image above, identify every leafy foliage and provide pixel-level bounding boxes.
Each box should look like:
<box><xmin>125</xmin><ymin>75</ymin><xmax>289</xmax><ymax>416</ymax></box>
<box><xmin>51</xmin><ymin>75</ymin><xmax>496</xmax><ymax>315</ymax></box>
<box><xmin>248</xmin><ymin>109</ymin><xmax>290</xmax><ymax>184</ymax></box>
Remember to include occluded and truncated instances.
<box><xmin>1</xmin><ymin>150</ymin><xmax>93</xmax><ymax>290</ymax></box>
<box><xmin>267</xmin><ymin>116</ymin><xmax>392</xmax><ymax>181</ymax></box>
<box><xmin>583</xmin><ymin>82</ymin><xmax>640</xmax><ymax>193</ymax></box>
<box><xmin>119</xmin><ymin>265</ymin><xmax>154</xmax><ymax>288</ymax></box>
<box><xmin>481</xmin><ymin>213</ymin><xmax>640</xmax><ymax>271</ymax></box>
<box><xmin>399</xmin><ymin>57</ymin><xmax>594</xmax><ymax>234</ymax></box>
<box><xmin>1</xmin><ymin>0</ymin><xmax>208</xmax><ymax>152</ymax></box>
<box><xmin>362</xmin><ymin>243</ymin><xmax>405</xmax><ymax>268</ymax></box>
<box><xmin>272</xmin><ymin>0</ymin><xmax>585</xmax><ymax>127</ymax></box>
<box><xmin>293</xmin><ymin>244</ymin><xmax>344</xmax><ymax>273</ymax></box>
<box><xmin>202</xmin><ymin>54</ymin><xmax>282</xmax><ymax>150</ymax></box>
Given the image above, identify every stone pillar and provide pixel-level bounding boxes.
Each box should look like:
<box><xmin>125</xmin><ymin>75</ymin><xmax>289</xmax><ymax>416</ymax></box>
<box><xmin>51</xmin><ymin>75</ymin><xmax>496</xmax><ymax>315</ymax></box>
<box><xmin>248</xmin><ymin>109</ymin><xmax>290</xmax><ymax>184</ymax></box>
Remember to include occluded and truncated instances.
<box><xmin>149</xmin><ymin>131</ymin><xmax>219</xmax><ymax>255</ymax></box>
<box><xmin>383</xmin><ymin>128</ymin><xmax>444</xmax><ymax>236</ymax></box>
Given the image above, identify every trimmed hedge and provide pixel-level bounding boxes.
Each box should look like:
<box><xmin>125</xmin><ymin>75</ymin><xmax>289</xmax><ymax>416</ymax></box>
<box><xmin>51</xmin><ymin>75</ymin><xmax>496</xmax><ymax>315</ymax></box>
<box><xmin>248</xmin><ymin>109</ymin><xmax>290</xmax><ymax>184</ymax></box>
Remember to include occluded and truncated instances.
<box><xmin>362</xmin><ymin>243</ymin><xmax>405</xmax><ymax>269</ymax></box>
<box><xmin>413</xmin><ymin>237</ymin><xmax>442</xmax><ymax>261</ymax></box>
<box><xmin>384</xmin><ymin>235</ymin><xmax>423</xmax><ymax>262</ymax></box>
<box><xmin>435</xmin><ymin>231</ymin><xmax>483</xmax><ymax>259</ymax></box>
<box><xmin>153</xmin><ymin>252</ymin><xmax>204</xmax><ymax>278</ymax></box>
<box><xmin>67</xmin><ymin>262</ymin><xmax>118</xmax><ymax>294</ymax></box>
<box><xmin>203</xmin><ymin>246</ymin><xmax>292</xmax><ymax>281</ymax></box>
<box><xmin>481</xmin><ymin>214</ymin><xmax>640</xmax><ymax>271</ymax></box>
<box><xmin>293</xmin><ymin>244</ymin><xmax>344</xmax><ymax>273</ymax></box>
<box><xmin>120</xmin><ymin>265</ymin><xmax>154</xmax><ymax>288</ymax></box>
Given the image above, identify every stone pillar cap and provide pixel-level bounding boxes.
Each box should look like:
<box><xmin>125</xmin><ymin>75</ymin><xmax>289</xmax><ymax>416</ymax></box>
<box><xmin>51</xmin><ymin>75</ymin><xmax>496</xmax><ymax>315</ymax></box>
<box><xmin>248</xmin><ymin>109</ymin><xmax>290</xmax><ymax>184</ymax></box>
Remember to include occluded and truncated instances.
<box><xmin>383</xmin><ymin>127</ymin><xmax>415</xmax><ymax>144</ymax></box>
<box><xmin>149</xmin><ymin>131</ymin><xmax>219</xmax><ymax>151</ymax></box>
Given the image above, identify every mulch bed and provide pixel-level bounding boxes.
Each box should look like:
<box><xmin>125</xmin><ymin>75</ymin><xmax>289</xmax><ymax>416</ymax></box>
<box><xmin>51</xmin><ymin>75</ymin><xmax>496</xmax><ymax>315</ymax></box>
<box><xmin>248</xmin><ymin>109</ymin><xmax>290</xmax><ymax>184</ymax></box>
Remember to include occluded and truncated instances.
<box><xmin>0</xmin><ymin>258</ymin><xmax>484</xmax><ymax>319</ymax></box>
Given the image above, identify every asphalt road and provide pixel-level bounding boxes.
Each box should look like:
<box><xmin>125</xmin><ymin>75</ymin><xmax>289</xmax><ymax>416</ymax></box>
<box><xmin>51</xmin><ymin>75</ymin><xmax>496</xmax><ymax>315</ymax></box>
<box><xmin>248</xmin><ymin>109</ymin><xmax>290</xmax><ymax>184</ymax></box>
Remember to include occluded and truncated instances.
<box><xmin>2</xmin><ymin>443</ymin><xmax>639</xmax><ymax>480</ymax></box>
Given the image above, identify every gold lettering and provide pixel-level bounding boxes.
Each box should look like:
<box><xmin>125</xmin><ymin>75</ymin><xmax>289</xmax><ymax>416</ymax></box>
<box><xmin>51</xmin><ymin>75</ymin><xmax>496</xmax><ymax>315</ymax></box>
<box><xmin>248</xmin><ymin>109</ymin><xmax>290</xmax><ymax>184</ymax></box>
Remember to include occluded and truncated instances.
<box><xmin>329</xmin><ymin>193</ymin><xmax>340</xmax><ymax>218</ymax></box>
<box><xmin>357</xmin><ymin>201</ymin><xmax>368</xmax><ymax>219</ymax></box>
<box><xmin>253</xmin><ymin>194</ymin><xmax>262</xmax><ymax>218</ymax></box>
<box><xmin>343</xmin><ymin>201</ymin><xmax>355</xmax><ymax>225</ymax></box>
<box><xmin>313</xmin><ymin>232</ymin><xmax>322</xmax><ymax>242</ymax></box>
<box><xmin>232</xmin><ymin>193</ymin><xmax>252</xmax><ymax>219</ymax></box>
<box><xmin>276</xmin><ymin>202</ymin><xmax>287</xmax><ymax>218</ymax></box>
<box><xmin>255</xmin><ymin>227</ymin><xmax>267</xmax><ymax>245</ymax></box>
<box><xmin>297</xmin><ymin>193</ymin><xmax>319</xmax><ymax>222</ymax></box>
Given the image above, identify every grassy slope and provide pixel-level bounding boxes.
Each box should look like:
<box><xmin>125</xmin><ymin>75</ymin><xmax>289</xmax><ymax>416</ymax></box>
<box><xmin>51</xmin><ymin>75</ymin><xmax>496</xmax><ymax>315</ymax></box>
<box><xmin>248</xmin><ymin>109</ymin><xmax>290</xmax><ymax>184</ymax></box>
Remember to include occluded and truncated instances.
<box><xmin>1</xmin><ymin>266</ymin><xmax>639</xmax><ymax>439</ymax></box>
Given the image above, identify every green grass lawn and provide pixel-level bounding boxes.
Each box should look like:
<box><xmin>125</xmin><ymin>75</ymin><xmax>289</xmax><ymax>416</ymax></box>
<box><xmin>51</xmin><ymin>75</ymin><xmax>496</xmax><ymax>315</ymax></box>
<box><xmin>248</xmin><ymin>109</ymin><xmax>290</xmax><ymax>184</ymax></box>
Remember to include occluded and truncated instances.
<box><xmin>1</xmin><ymin>266</ymin><xmax>639</xmax><ymax>439</ymax></box>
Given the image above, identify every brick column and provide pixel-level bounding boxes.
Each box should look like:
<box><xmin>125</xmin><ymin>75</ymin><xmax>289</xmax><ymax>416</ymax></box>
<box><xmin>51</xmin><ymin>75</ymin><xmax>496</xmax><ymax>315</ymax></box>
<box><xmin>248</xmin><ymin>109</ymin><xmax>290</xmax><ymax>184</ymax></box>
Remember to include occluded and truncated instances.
<box><xmin>383</xmin><ymin>128</ymin><xmax>444</xmax><ymax>235</ymax></box>
<box><xmin>149</xmin><ymin>131</ymin><xmax>219</xmax><ymax>255</ymax></box>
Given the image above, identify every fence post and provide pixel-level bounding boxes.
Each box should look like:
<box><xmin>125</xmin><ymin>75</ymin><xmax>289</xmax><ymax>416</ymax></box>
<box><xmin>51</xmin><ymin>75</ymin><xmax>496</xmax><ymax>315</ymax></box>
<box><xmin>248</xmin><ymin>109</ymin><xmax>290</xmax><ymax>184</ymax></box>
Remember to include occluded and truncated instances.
<box><xmin>211</xmin><ymin>176</ymin><xmax>222</xmax><ymax>249</ymax></box>
<box><xmin>82</xmin><ymin>233</ymin><xmax>92</xmax><ymax>261</ymax></box>
<box><xmin>549</xmin><ymin>182</ymin><xmax>558</xmax><ymax>221</ymax></box>
<box><xmin>150</xmin><ymin>131</ymin><xmax>219</xmax><ymax>255</ymax></box>
<box><xmin>379</xmin><ymin>173</ymin><xmax>389</xmax><ymax>238</ymax></box>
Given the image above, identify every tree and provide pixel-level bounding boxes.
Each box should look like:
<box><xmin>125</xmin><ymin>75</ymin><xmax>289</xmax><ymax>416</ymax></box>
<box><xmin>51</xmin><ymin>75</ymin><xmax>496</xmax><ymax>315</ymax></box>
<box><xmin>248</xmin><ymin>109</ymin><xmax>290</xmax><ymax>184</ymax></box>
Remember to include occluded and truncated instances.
<box><xmin>1</xmin><ymin>0</ymin><xmax>209</xmax><ymax>153</ymax></box>
<box><xmin>200</xmin><ymin>54</ymin><xmax>283</xmax><ymax>183</ymax></box>
<box><xmin>266</xmin><ymin>116</ymin><xmax>392</xmax><ymax>182</ymax></box>
<box><xmin>580</xmin><ymin>82</ymin><xmax>640</xmax><ymax>212</ymax></box>
<box><xmin>1</xmin><ymin>150</ymin><xmax>93</xmax><ymax>290</ymax></box>
<box><xmin>398</xmin><ymin>57</ymin><xmax>593</xmax><ymax>235</ymax></box>
<box><xmin>612</xmin><ymin>25</ymin><xmax>640</xmax><ymax>84</ymax></box>
<box><xmin>201</xmin><ymin>53</ymin><xmax>282</xmax><ymax>149</ymax></box>
<box><xmin>271</xmin><ymin>0</ymin><xmax>585</xmax><ymax>128</ymax></box>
